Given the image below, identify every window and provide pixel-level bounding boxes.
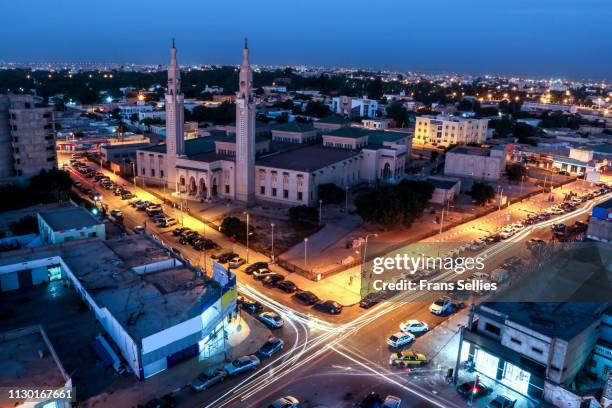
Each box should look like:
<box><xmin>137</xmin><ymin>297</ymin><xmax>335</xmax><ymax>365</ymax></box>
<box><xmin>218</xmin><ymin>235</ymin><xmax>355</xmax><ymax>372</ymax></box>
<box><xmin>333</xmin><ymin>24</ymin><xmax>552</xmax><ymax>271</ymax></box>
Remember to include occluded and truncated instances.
<box><xmin>160</xmin><ymin>170</ymin><xmax>164</xmax><ymax>178</ymax></box>
<box><xmin>141</xmin><ymin>167</ymin><xmax>145</xmax><ymax>175</ymax></box>
<box><xmin>484</xmin><ymin>323</ymin><xmax>501</xmax><ymax>336</ymax></box>
<box><xmin>272</xmin><ymin>188</ymin><xmax>277</xmax><ymax>197</ymax></box>
<box><xmin>283</xmin><ymin>189</ymin><xmax>289</xmax><ymax>199</ymax></box>
<box><xmin>532</xmin><ymin>347</ymin><xmax>543</xmax><ymax>354</ymax></box>
<box><xmin>510</xmin><ymin>338</ymin><xmax>521</xmax><ymax>345</ymax></box>
<box><xmin>260</xmin><ymin>186</ymin><xmax>265</xmax><ymax>195</ymax></box>
<box><xmin>151</xmin><ymin>169</ymin><xmax>155</xmax><ymax>177</ymax></box>
<box><xmin>225</xmin><ymin>185</ymin><xmax>229</xmax><ymax>194</ymax></box>
<box><xmin>297</xmin><ymin>191</ymin><xmax>303</xmax><ymax>201</ymax></box>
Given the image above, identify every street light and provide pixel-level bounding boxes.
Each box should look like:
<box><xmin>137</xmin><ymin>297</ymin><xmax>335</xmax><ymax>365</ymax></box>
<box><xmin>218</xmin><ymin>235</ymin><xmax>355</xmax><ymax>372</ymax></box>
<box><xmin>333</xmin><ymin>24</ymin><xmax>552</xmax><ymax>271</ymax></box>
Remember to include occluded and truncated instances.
<box><xmin>270</xmin><ymin>223</ymin><xmax>275</xmax><ymax>263</ymax></box>
<box><xmin>244</xmin><ymin>212</ymin><xmax>250</xmax><ymax>263</ymax></box>
<box><xmin>130</xmin><ymin>162</ymin><xmax>136</xmax><ymax>186</ymax></box>
<box><xmin>318</xmin><ymin>199</ymin><xmax>323</xmax><ymax>226</ymax></box>
<box><xmin>345</xmin><ymin>185</ymin><xmax>349</xmax><ymax>212</ymax></box>
<box><xmin>304</xmin><ymin>237</ymin><xmax>309</xmax><ymax>270</ymax></box>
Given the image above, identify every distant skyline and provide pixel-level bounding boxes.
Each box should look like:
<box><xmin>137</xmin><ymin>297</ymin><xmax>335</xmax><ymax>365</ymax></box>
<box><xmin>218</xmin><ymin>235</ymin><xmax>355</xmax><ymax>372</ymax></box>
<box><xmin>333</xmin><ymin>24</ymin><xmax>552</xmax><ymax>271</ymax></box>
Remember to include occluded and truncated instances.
<box><xmin>1</xmin><ymin>0</ymin><xmax>611</xmax><ymax>81</ymax></box>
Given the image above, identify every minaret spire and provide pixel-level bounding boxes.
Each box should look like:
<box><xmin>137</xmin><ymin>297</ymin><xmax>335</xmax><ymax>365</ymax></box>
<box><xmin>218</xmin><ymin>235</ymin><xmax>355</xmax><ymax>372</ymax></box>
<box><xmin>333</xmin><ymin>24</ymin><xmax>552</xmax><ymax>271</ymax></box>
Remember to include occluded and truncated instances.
<box><xmin>235</xmin><ymin>40</ymin><xmax>256</xmax><ymax>203</ymax></box>
<box><xmin>165</xmin><ymin>38</ymin><xmax>185</xmax><ymax>188</ymax></box>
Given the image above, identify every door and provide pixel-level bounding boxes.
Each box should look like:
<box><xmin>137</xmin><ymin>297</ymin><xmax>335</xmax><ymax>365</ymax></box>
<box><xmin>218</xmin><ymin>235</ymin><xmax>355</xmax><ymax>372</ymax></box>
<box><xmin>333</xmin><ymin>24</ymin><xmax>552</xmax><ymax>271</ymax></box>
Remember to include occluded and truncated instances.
<box><xmin>17</xmin><ymin>269</ymin><xmax>33</xmax><ymax>290</ymax></box>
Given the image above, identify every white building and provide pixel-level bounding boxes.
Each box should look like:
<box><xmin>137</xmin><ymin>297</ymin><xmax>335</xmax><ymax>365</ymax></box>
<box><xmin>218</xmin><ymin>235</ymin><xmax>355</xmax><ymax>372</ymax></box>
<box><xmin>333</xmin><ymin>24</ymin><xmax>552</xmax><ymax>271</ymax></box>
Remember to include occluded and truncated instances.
<box><xmin>37</xmin><ymin>206</ymin><xmax>106</xmax><ymax>244</ymax></box>
<box><xmin>362</xmin><ymin>118</ymin><xmax>391</xmax><ymax>130</ymax></box>
<box><xmin>331</xmin><ymin>96</ymin><xmax>378</xmax><ymax>118</ymax></box>
<box><xmin>136</xmin><ymin>42</ymin><xmax>411</xmax><ymax>207</ymax></box>
<box><xmin>414</xmin><ymin>115</ymin><xmax>488</xmax><ymax>147</ymax></box>
<box><xmin>119</xmin><ymin>101</ymin><xmax>153</xmax><ymax>119</ymax></box>
<box><xmin>444</xmin><ymin>145</ymin><xmax>507</xmax><ymax>181</ymax></box>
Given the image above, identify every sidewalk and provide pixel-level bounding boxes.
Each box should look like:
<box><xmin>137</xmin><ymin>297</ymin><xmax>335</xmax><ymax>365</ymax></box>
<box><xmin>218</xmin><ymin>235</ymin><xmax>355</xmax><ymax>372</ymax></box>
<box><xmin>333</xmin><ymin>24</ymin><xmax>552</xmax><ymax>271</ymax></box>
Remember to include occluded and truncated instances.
<box><xmin>83</xmin><ymin>312</ymin><xmax>271</xmax><ymax>408</ymax></box>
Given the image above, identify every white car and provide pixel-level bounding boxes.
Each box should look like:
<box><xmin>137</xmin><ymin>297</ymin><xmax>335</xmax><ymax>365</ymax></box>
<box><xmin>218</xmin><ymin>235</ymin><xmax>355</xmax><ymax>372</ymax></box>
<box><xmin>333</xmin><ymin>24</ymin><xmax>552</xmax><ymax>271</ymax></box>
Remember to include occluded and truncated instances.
<box><xmin>258</xmin><ymin>311</ymin><xmax>284</xmax><ymax>329</ymax></box>
<box><xmin>499</xmin><ymin>230</ymin><xmax>515</xmax><ymax>239</ymax></box>
<box><xmin>429</xmin><ymin>297</ymin><xmax>452</xmax><ymax>315</ymax></box>
<box><xmin>223</xmin><ymin>355</ymin><xmax>260</xmax><ymax>376</ymax></box>
<box><xmin>469</xmin><ymin>240</ymin><xmax>486</xmax><ymax>251</ymax></box>
<box><xmin>228</xmin><ymin>257</ymin><xmax>246</xmax><ymax>269</ymax></box>
<box><xmin>399</xmin><ymin>319</ymin><xmax>429</xmax><ymax>334</ymax></box>
<box><xmin>387</xmin><ymin>331</ymin><xmax>415</xmax><ymax>348</ymax></box>
<box><xmin>382</xmin><ymin>395</ymin><xmax>402</xmax><ymax>408</ymax></box>
<box><xmin>268</xmin><ymin>396</ymin><xmax>300</xmax><ymax>408</ymax></box>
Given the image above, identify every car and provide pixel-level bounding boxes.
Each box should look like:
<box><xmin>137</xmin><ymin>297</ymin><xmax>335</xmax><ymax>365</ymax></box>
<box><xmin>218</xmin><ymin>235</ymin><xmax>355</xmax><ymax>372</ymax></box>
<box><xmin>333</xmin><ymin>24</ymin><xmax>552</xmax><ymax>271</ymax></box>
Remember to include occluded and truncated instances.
<box><xmin>485</xmin><ymin>234</ymin><xmax>502</xmax><ymax>243</ymax></box>
<box><xmin>387</xmin><ymin>331</ymin><xmax>415</xmax><ymax>348</ymax></box>
<box><xmin>257</xmin><ymin>336</ymin><xmax>285</xmax><ymax>358</ymax></box>
<box><xmin>276</xmin><ymin>280</ymin><xmax>297</xmax><ymax>293</ymax></box>
<box><xmin>382</xmin><ymin>395</ymin><xmax>402</xmax><ymax>408</ymax></box>
<box><xmin>172</xmin><ymin>227</ymin><xmax>191</xmax><ymax>236</ymax></box>
<box><xmin>268</xmin><ymin>396</ymin><xmax>299</xmax><ymax>408</ymax></box>
<box><xmin>258</xmin><ymin>311</ymin><xmax>284</xmax><ymax>329</ymax></box>
<box><xmin>245</xmin><ymin>262</ymin><xmax>268</xmax><ymax>274</ymax></box>
<box><xmin>456</xmin><ymin>380</ymin><xmax>492</xmax><ymax>399</ymax></box>
<box><xmin>389</xmin><ymin>350</ymin><xmax>427</xmax><ymax>367</ymax></box>
<box><xmin>190</xmin><ymin>368</ymin><xmax>227</xmax><ymax>391</ymax></box>
<box><xmin>314</xmin><ymin>300</ymin><xmax>343</xmax><ymax>314</ymax></box>
<box><xmin>180</xmin><ymin>233</ymin><xmax>201</xmax><ymax>245</ymax></box>
<box><xmin>90</xmin><ymin>192</ymin><xmax>102</xmax><ymax>201</ymax></box>
<box><xmin>223</xmin><ymin>355</ymin><xmax>260</xmax><ymax>376</ymax></box>
<box><xmin>151</xmin><ymin>214</ymin><xmax>167</xmax><ymax>223</ymax></box>
<box><xmin>294</xmin><ymin>290</ymin><xmax>319</xmax><ymax>305</ymax></box>
<box><xmin>110</xmin><ymin>209</ymin><xmax>123</xmax><ymax>218</ymax></box>
<box><xmin>262</xmin><ymin>274</ymin><xmax>285</xmax><ymax>287</ymax></box>
<box><xmin>252</xmin><ymin>269</ymin><xmax>277</xmax><ymax>280</ymax></box>
<box><xmin>159</xmin><ymin>218</ymin><xmax>178</xmax><ymax>228</ymax></box>
<box><xmin>469</xmin><ymin>240</ymin><xmax>486</xmax><ymax>251</ymax></box>
<box><xmin>141</xmin><ymin>394</ymin><xmax>176</xmax><ymax>408</ymax></box>
<box><xmin>359</xmin><ymin>292</ymin><xmax>382</xmax><ymax>309</ymax></box>
<box><xmin>192</xmin><ymin>238</ymin><xmax>217</xmax><ymax>250</ymax></box>
<box><xmin>113</xmin><ymin>187</ymin><xmax>124</xmax><ymax>196</ymax></box>
<box><xmin>121</xmin><ymin>192</ymin><xmax>135</xmax><ymax>200</ymax></box>
<box><xmin>133</xmin><ymin>225</ymin><xmax>145</xmax><ymax>234</ymax></box>
<box><xmin>487</xmin><ymin>394</ymin><xmax>517</xmax><ymax>408</ymax></box>
<box><xmin>429</xmin><ymin>297</ymin><xmax>453</xmax><ymax>315</ymax></box>
<box><xmin>228</xmin><ymin>257</ymin><xmax>246</xmax><ymax>269</ymax></box>
<box><xmin>399</xmin><ymin>319</ymin><xmax>429</xmax><ymax>334</ymax></box>
<box><xmin>237</xmin><ymin>296</ymin><xmax>263</xmax><ymax>314</ymax></box>
<box><xmin>217</xmin><ymin>252</ymin><xmax>238</xmax><ymax>263</ymax></box>
<box><xmin>499</xmin><ymin>230</ymin><xmax>515</xmax><ymax>239</ymax></box>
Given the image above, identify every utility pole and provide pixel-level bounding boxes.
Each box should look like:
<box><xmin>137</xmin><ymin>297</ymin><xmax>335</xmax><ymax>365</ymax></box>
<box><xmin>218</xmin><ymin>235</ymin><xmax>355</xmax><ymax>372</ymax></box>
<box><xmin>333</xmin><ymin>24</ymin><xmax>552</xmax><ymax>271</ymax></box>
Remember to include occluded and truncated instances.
<box><xmin>318</xmin><ymin>199</ymin><xmax>323</xmax><ymax>226</ymax></box>
<box><xmin>244</xmin><ymin>212</ymin><xmax>250</xmax><ymax>263</ymax></box>
<box><xmin>304</xmin><ymin>237</ymin><xmax>309</xmax><ymax>270</ymax></box>
<box><xmin>270</xmin><ymin>223</ymin><xmax>275</xmax><ymax>263</ymax></box>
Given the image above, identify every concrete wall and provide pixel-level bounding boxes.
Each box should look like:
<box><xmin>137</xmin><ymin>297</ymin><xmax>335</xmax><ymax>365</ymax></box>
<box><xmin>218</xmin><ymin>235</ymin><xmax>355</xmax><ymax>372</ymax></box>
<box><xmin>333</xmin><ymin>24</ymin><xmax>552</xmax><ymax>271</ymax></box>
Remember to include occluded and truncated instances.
<box><xmin>444</xmin><ymin>152</ymin><xmax>504</xmax><ymax>181</ymax></box>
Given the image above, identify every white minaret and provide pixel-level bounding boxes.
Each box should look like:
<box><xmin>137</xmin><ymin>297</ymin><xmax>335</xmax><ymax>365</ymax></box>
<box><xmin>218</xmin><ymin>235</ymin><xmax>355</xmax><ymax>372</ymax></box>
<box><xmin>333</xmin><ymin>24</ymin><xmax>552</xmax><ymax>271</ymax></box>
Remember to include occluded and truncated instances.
<box><xmin>165</xmin><ymin>39</ymin><xmax>185</xmax><ymax>191</ymax></box>
<box><xmin>235</xmin><ymin>39</ymin><xmax>256</xmax><ymax>203</ymax></box>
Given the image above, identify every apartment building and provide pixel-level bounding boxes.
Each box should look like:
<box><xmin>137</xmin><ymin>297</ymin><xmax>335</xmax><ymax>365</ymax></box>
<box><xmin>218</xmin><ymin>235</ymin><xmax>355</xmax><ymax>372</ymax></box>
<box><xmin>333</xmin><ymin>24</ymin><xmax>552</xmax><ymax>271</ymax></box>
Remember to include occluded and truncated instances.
<box><xmin>414</xmin><ymin>115</ymin><xmax>488</xmax><ymax>147</ymax></box>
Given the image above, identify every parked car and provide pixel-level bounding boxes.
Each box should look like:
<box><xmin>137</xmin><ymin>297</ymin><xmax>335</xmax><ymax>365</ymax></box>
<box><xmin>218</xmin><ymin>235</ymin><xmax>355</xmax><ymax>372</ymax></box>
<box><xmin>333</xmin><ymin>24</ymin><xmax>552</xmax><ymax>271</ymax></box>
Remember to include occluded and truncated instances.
<box><xmin>217</xmin><ymin>252</ymin><xmax>238</xmax><ymax>263</ymax></box>
<box><xmin>228</xmin><ymin>257</ymin><xmax>246</xmax><ymax>269</ymax></box>
<box><xmin>268</xmin><ymin>396</ymin><xmax>299</xmax><ymax>408</ymax></box>
<box><xmin>382</xmin><ymin>395</ymin><xmax>402</xmax><ymax>408</ymax></box>
<box><xmin>429</xmin><ymin>297</ymin><xmax>453</xmax><ymax>315</ymax></box>
<box><xmin>456</xmin><ymin>380</ymin><xmax>492</xmax><ymax>399</ymax></box>
<box><xmin>110</xmin><ymin>209</ymin><xmax>123</xmax><ymax>218</ymax></box>
<box><xmin>313</xmin><ymin>300</ymin><xmax>343</xmax><ymax>315</ymax></box>
<box><xmin>252</xmin><ymin>269</ymin><xmax>277</xmax><ymax>281</ymax></box>
<box><xmin>387</xmin><ymin>332</ymin><xmax>415</xmax><ymax>348</ymax></box>
<box><xmin>294</xmin><ymin>290</ymin><xmax>319</xmax><ymax>305</ymax></box>
<box><xmin>159</xmin><ymin>218</ymin><xmax>178</xmax><ymax>228</ymax></box>
<box><xmin>486</xmin><ymin>394</ymin><xmax>517</xmax><ymax>408</ymax></box>
<box><xmin>190</xmin><ymin>368</ymin><xmax>227</xmax><ymax>391</ymax></box>
<box><xmin>389</xmin><ymin>350</ymin><xmax>427</xmax><ymax>367</ymax></box>
<box><xmin>173</xmin><ymin>227</ymin><xmax>191</xmax><ymax>236</ymax></box>
<box><xmin>359</xmin><ymin>292</ymin><xmax>382</xmax><ymax>309</ymax></box>
<box><xmin>262</xmin><ymin>274</ymin><xmax>285</xmax><ymax>287</ymax></box>
<box><xmin>258</xmin><ymin>311</ymin><xmax>284</xmax><ymax>329</ymax></box>
<box><xmin>121</xmin><ymin>192</ymin><xmax>135</xmax><ymax>200</ymax></box>
<box><xmin>141</xmin><ymin>394</ymin><xmax>176</xmax><ymax>408</ymax></box>
<box><xmin>399</xmin><ymin>319</ymin><xmax>429</xmax><ymax>334</ymax></box>
<box><xmin>133</xmin><ymin>226</ymin><xmax>145</xmax><ymax>234</ymax></box>
<box><xmin>357</xmin><ymin>392</ymin><xmax>383</xmax><ymax>408</ymax></box>
<box><xmin>237</xmin><ymin>296</ymin><xmax>263</xmax><ymax>314</ymax></box>
<box><xmin>245</xmin><ymin>262</ymin><xmax>268</xmax><ymax>274</ymax></box>
<box><xmin>276</xmin><ymin>280</ymin><xmax>297</xmax><ymax>293</ymax></box>
<box><xmin>223</xmin><ymin>355</ymin><xmax>260</xmax><ymax>376</ymax></box>
<box><xmin>257</xmin><ymin>337</ymin><xmax>284</xmax><ymax>358</ymax></box>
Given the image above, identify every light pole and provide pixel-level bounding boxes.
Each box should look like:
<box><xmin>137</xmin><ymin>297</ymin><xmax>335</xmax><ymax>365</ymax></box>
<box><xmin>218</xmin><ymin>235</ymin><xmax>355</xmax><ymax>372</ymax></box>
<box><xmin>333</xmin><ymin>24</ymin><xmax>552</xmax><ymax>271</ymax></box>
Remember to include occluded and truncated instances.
<box><xmin>244</xmin><ymin>212</ymin><xmax>250</xmax><ymax>263</ymax></box>
<box><xmin>345</xmin><ymin>185</ymin><xmax>349</xmax><ymax>212</ymax></box>
<box><xmin>520</xmin><ymin>175</ymin><xmax>525</xmax><ymax>195</ymax></box>
<box><xmin>497</xmin><ymin>186</ymin><xmax>504</xmax><ymax>228</ymax></box>
<box><xmin>304</xmin><ymin>237</ymin><xmax>309</xmax><ymax>270</ymax></box>
<box><xmin>318</xmin><ymin>199</ymin><xmax>323</xmax><ymax>226</ymax></box>
<box><xmin>131</xmin><ymin>162</ymin><xmax>136</xmax><ymax>186</ymax></box>
<box><xmin>270</xmin><ymin>223</ymin><xmax>275</xmax><ymax>263</ymax></box>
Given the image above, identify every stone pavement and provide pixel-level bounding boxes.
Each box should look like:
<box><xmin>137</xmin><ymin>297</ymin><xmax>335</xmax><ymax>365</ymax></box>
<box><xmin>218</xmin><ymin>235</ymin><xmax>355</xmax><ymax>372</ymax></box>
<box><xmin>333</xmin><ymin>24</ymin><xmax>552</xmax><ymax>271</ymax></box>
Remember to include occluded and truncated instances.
<box><xmin>83</xmin><ymin>312</ymin><xmax>272</xmax><ymax>408</ymax></box>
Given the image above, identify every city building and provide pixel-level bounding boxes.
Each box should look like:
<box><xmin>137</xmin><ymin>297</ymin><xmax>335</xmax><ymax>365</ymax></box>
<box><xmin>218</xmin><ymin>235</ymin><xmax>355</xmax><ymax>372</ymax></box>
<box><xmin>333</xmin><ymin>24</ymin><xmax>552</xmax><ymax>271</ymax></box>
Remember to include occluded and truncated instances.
<box><xmin>414</xmin><ymin>115</ymin><xmax>488</xmax><ymax>147</ymax></box>
<box><xmin>444</xmin><ymin>145</ymin><xmax>507</xmax><ymax>181</ymax></box>
<box><xmin>586</xmin><ymin>198</ymin><xmax>611</xmax><ymax>242</ymax></box>
<box><xmin>458</xmin><ymin>302</ymin><xmax>610</xmax><ymax>404</ymax></box>
<box><xmin>0</xmin><ymin>94</ymin><xmax>56</xmax><ymax>180</ymax></box>
<box><xmin>331</xmin><ymin>96</ymin><xmax>378</xmax><ymax>118</ymax></box>
<box><xmin>362</xmin><ymin>118</ymin><xmax>392</xmax><ymax>130</ymax></box>
<box><xmin>426</xmin><ymin>176</ymin><xmax>461</xmax><ymax>205</ymax></box>
<box><xmin>37</xmin><ymin>206</ymin><xmax>106</xmax><ymax>244</ymax></box>
<box><xmin>136</xmin><ymin>42</ymin><xmax>412</xmax><ymax>206</ymax></box>
<box><xmin>0</xmin><ymin>235</ymin><xmax>236</xmax><ymax>380</ymax></box>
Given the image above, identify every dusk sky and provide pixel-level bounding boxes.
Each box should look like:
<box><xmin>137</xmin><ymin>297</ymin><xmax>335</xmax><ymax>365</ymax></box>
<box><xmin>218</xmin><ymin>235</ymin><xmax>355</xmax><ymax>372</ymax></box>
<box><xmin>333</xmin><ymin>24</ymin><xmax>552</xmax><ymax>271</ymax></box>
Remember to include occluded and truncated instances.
<box><xmin>1</xmin><ymin>0</ymin><xmax>611</xmax><ymax>80</ymax></box>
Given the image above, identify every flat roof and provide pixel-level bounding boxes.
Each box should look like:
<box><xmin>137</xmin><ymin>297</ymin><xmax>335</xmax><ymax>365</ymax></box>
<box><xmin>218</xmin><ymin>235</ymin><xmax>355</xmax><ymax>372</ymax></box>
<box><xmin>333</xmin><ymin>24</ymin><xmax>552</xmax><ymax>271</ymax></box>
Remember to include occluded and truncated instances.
<box><xmin>256</xmin><ymin>145</ymin><xmax>359</xmax><ymax>172</ymax></box>
<box><xmin>272</xmin><ymin>122</ymin><xmax>316</xmax><ymax>133</ymax></box>
<box><xmin>139</xmin><ymin>136</ymin><xmax>218</xmax><ymax>155</ymax></box>
<box><xmin>0</xmin><ymin>325</ymin><xmax>68</xmax><ymax>390</ymax></box>
<box><xmin>427</xmin><ymin>177</ymin><xmax>459</xmax><ymax>190</ymax></box>
<box><xmin>448</xmin><ymin>146</ymin><xmax>491</xmax><ymax>156</ymax></box>
<box><xmin>324</xmin><ymin>127</ymin><xmax>406</xmax><ymax>145</ymax></box>
<box><xmin>0</xmin><ymin>236</ymin><xmax>221</xmax><ymax>342</ymax></box>
<box><xmin>478</xmin><ymin>302</ymin><xmax>607</xmax><ymax>341</ymax></box>
<box><xmin>552</xmin><ymin>155</ymin><xmax>596</xmax><ymax>167</ymax></box>
<box><xmin>38</xmin><ymin>206</ymin><xmax>101</xmax><ymax>231</ymax></box>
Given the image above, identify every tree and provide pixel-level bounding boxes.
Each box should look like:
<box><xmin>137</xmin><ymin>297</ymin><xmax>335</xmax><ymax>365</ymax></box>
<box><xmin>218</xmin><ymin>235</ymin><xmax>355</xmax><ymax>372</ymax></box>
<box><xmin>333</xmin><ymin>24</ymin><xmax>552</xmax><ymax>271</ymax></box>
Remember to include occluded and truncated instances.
<box><xmin>289</xmin><ymin>205</ymin><xmax>319</xmax><ymax>226</ymax></box>
<box><xmin>220</xmin><ymin>216</ymin><xmax>251</xmax><ymax>243</ymax></box>
<box><xmin>506</xmin><ymin>163</ymin><xmax>527</xmax><ymax>182</ymax></box>
<box><xmin>304</xmin><ymin>100</ymin><xmax>331</xmax><ymax>118</ymax></box>
<box><xmin>318</xmin><ymin>183</ymin><xmax>345</xmax><ymax>204</ymax></box>
<box><xmin>470</xmin><ymin>182</ymin><xmax>495</xmax><ymax>206</ymax></box>
<box><xmin>386</xmin><ymin>102</ymin><xmax>409</xmax><ymax>127</ymax></box>
<box><xmin>129</xmin><ymin>113</ymin><xmax>139</xmax><ymax>123</ymax></box>
<box><xmin>9</xmin><ymin>216</ymin><xmax>38</xmax><ymax>235</ymax></box>
<box><xmin>513</xmin><ymin>122</ymin><xmax>539</xmax><ymax>145</ymax></box>
<box><xmin>354</xmin><ymin>180</ymin><xmax>434</xmax><ymax>230</ymax></box>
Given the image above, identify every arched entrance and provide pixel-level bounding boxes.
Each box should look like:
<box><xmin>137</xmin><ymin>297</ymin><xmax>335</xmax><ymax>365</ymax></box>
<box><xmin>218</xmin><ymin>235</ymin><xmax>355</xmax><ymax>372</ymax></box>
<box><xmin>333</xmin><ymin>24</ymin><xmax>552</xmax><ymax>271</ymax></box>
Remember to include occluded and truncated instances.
<box><xmin>188</xmin><ymin>177</ymin><xmax>197</xmax><ymax>195</ymax></box>
<box><xmin>199</xmin><ymin>178</ymin><xmax>207</xmax><ymax>198</ymax></box>
<box><xmin>382</xmin><ymin>163</ymin><xmax>392</xmax><ymax>180</ymax></box>
<box><xmin>211</xmin><ymin>177</ymin><xmax>218</xmax><ymax>196</ymax></box>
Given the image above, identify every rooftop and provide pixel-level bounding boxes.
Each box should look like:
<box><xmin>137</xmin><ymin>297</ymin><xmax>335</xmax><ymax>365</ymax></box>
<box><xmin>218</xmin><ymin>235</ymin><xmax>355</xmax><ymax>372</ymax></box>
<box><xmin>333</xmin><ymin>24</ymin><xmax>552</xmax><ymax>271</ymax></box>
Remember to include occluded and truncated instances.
<box><xmin>272</xmin><ymin>122</ymin><xmax>316</xmax><ymax>133</ymax></box>
<box><xmin>316</xmin><ymin>115</ymin><xmax>350</xmax><ymax>125</ymax></box>
<box><xmin>38</xmin><ymin>206</ymin><xmax>101</xmax><ymax>231</ymax></box>
<box><xmin>256</xmin><ymin>144</ymin><xmax>359</xmax><ymax>172</ymax></box>
<box><xmin>0</xmin><ymin>236</ymin><xmax>221</xmax><ymax>342</ymax></box>
<box><xmin>427</xmin><ymin>176</ymin><xmax>460</xmax><ymax>190</ymax></box>
<box><xmin>448</xmin><ymin>146</ymin><xmax>491</xmax><ymax>157</ymax></box>
<box><xmin>552</xmin><ymin>155</ymin><xmax>597</xmax><ymax>167</ymax></box>
<box><xmin>324</xmin><ymin>127</ymin><xmax>406</xmax><ymax>145</ymax></box>
<box><xmin>595</xmin><ymin>198</ymin><xmax>612</xmax><ymax>210</ymax></box>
